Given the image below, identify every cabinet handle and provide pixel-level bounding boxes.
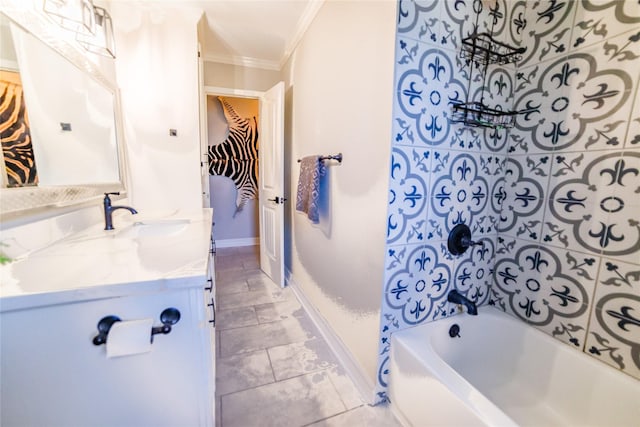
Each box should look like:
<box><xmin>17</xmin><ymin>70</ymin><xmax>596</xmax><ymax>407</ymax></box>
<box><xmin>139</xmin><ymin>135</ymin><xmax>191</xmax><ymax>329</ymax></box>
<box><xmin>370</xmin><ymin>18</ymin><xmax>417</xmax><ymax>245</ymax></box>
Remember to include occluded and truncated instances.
<box><xmin>92</xmin><ymin>308</ymin><xmax>181</xmax><ymax>346</ymax></box>
<box><xmin>204</xmin><ymin>278</ymin><xmax>213</xmax><ymax>292</ymax></box>
<box><xmin>207</xmin><ymin>298</ymin><xmax>215</xmax><ymax>327</ymax></box>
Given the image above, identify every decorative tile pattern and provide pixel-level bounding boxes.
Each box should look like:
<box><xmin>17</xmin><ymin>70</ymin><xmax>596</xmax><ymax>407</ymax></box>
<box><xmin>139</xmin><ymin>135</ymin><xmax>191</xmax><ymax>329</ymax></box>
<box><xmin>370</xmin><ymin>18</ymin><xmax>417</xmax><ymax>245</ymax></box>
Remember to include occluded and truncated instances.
<box><xmin>378</xmin><ymin>0</ymin><xmax>640</xmax><ymax>403</ymax></box>
<box><xmin>453</xmin><ymin>237</ymin><xmax>495</xmax><ymax>306</ymax></box>
<box><xmin>572</xmin><ymin>2</ymin><xmax>640</xmax><ymax>51</ymax></box>
<box><xmin>585</xmin><ymin>259</ymin><xmax>640</xmax><ymax>380</ymax></box>
<box><xmin>514</xmin><ymin>51</ymin><xmax>635</xmax><ymax>153</ymax></box>
<box><xmin>548</xmin><ymin>151</ymin><xmax>640</xmax><ymax>261</ymax></box>
<box><xmin>396</xmin><ymin>43</ymin><xmax>467</xmax><ymax>146</ymax></box>
<box><xmin>497</xmin><ymin>155</ymin><xmax>549</xmax><ymax>241</ymax></box>
<box><xmin>384</xmin><ymin>244</ymin><xmax>453</xmax><ymax>325</ymax></box>
<box><xmin>511</xmin><ymin>0</ymin><xmax>577</xmax><ymax>67</ymax></box>
<box><xmin>429</xmin><ymin>153</ymin><xmax>489</xmax><ymax>234</ymax></box>
<box><xmin>387</xmin><ymin>146</ymin><xmax>430</xmax><ymax>245</ymax></box>
<box><xmin>492</xmin><ymin>241</ymin><xmax>598</xmax><ymax>347</ymax></box>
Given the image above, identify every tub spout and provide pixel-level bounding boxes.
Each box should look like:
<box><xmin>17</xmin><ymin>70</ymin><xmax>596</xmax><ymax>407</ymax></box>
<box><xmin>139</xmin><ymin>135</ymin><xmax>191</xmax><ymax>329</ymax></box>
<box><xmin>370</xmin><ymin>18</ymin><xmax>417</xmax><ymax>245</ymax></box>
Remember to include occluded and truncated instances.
<box><xmin>448</xmin><ymin>290</ymin><xmax>477</xmax><ymax>315</ymax></box>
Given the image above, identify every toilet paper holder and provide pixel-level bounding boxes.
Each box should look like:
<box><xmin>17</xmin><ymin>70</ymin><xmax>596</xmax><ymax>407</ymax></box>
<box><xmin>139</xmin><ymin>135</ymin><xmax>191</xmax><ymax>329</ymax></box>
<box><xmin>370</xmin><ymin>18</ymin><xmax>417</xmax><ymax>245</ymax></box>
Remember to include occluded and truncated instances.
<box><xmin>92</xmin><ymin>308</ymin><xmax>181</xmax><ymax>346</ymax></box>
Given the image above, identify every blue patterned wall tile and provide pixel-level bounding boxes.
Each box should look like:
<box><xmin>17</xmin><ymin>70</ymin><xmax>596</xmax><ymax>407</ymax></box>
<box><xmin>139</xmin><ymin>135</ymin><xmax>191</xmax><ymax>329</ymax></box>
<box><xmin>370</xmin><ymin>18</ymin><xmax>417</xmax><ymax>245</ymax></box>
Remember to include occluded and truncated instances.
<box><xmin>469</xmin><ymin>63</ymin><xmax>517</xmax><ymax>111</ymax></box>
<box><xmin>446</xmin><ymin>0</ymin><xmax>512</xmax><ymax>46</ymax></box>
<box><xmin>493</xmin><ymin>240</ymin><xmax>598</xmax><ymax>347</ymax></box>
<box><xmin>546</xmin><ymin>151</ymin><xmax>640</xmax><ymax>263</ymax></box>
<box><xmin>375</xmin><ymin>295</ymin><xmax>404</xmax><ymax>403</ymax></box>
<box><xmin>543</xmin><ymin>200</ymin><xmax>610</xmax><ymax>256</ymax></box>
<box><xmin>495</xmin><ymin>155</ymin><xmax>548</xmax><ymax>241</ymax></box>
<box><xmin>453</xmin><ymin>237</ymin><xmax>495</xmax><ymax>307</ymax></box>
<box><xmin>384</xmin><ymin>244</ymin><xmax>455</xmax><ymax>326</ymax></box>
<box><xmin>396</xmin><ymin>41</ymin><xmax>468</xmax><ymax>146</ymax></box>
<box><xmin>536</xmin><ymin>313</ymin><xmax>591</xmax><ymax>350</ymax></box>
<box><xmin>513</xmin><ymin>48</ymin><xmax>636</xmax><ymax>153</ymax></box>
<box><xmin>392</xmin><ymin>90</ymin><xmax>419</xmax><ymax>146</ymax></box>
<box><xmin>397</xmin><ymin>0</ymin><xmax>515</xmax><ymax>51</ymax></box>
<box><xmin>514</xmin><ymin>0</ymin><xmax>577</xmax><ymax>67</ymax></box>
<box><xmin>483</xmin><ymin>124</ymin><xmax>511</xmax><ymax>153</ymax></box>
<box><xmin>625</xmin><ymin>86</ymin><xmax>640</xmax><ymax>148</ymax></box>
<box><xmin>429</xmin><ymin>152</ymin><xmax>491</xmax><ymax>237</ymax></box>
<box><xmin>585</xmin><ymin>258</ymin><xmax>640</xmax><ymax>379</ymax></box>
<box><xmin>380</xmin><ymin>0</ymin><xmax>640</xmax><ymax>400</ymax></box>
<box><xmin>387</xmin><ymin>146</ymin><xmax>431</xmax><ymax>245</ymax></box>
<box><xmin>396</xmin><ymin>0</ymin><xmax>445</xmax><ymax>47</ymax></box>
<box><xmin>572</xmin><ymin>3</ymin><xmax>640</xmax><ymax>52</ymax></box>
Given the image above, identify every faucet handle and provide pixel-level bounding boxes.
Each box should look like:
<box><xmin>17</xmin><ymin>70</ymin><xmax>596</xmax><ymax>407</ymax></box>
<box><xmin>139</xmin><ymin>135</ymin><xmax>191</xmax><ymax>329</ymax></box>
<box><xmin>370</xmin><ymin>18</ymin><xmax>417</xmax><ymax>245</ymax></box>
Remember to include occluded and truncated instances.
<box><xmin>104</xmin><ymin>192</ymin><xmax>120</xmax><ymax>197</ymax></box>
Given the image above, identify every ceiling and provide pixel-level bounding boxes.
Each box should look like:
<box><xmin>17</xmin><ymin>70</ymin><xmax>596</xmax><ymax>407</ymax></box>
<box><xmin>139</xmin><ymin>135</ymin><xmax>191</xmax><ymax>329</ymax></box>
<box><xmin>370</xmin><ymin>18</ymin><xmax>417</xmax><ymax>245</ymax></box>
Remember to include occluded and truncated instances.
<box><xmin>134</xmin><ymin>1</ymin><xmax>324</xmax><ymax>70</ymax></box>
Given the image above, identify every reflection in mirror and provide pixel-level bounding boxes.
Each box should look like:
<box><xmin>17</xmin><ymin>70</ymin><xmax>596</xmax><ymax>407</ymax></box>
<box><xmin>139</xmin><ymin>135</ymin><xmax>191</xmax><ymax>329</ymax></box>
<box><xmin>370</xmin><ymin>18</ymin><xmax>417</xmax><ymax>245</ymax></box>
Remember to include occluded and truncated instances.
<box><xmin>0</xmin><ymin>9</ymin><xmax>125</xmax><ymax>223</ymax></box>
<box><xmin>0</xmin><ymin>16</ymin><xmax>38</xmax><ymax>188</ymax></box>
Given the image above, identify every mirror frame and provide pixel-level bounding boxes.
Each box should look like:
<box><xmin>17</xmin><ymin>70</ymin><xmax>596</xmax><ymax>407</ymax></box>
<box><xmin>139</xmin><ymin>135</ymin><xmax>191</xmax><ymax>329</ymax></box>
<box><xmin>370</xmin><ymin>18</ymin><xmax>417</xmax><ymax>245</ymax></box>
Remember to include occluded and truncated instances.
<box><xmin>0</xmin><ymin>4</ymin><xmax>127</xmax><ymax>225</ymax></box>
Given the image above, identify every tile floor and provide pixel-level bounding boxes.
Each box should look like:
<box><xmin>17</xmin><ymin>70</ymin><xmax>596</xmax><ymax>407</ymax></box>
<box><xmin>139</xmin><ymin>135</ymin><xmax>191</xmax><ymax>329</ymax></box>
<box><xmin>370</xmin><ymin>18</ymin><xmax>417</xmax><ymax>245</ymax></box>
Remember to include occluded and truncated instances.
<box><xmin>214</xmin><ymin>245</ymin><xmax>402</xmax><ymax>427</ymax></box>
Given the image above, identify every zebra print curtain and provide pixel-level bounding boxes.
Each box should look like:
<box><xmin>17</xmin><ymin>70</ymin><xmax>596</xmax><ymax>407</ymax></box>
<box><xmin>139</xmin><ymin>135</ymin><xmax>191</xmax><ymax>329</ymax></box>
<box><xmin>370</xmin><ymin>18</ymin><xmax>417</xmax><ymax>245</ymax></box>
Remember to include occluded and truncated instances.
<box><xmin>208</xmin><ymin>97</ymin><xmax>258</xmax><ymax>214</ymax></box>
<box><xmin>0</xmin><ymin>70</ymin><xmax>38</xmax><ymax>187</ymax></box>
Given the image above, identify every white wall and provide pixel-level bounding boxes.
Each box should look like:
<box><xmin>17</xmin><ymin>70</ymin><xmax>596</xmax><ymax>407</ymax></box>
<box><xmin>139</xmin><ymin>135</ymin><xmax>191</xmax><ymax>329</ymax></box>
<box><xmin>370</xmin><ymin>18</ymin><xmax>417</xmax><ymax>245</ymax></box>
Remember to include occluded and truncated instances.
<box><xmin>111</xmin><ymin>4</ymin><xmax>203</xmax><ymax>211</ymax></box>
<box><xmin>283</xmin><ymin>0</ymin><xmax>396</xmax><ymax>399</ymax></box>
<box><xmin>203</xmin><ymin>61</ymin><xmax>280</xmax><ymax>92</ymax></box>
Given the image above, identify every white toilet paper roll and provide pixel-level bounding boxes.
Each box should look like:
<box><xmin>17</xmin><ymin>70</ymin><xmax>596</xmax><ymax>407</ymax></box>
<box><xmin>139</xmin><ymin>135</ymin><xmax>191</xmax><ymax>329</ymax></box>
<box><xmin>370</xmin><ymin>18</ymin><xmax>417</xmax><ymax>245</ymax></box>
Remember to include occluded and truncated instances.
<box><xmin>106</xmin><ymin>318</ymin><xmax>154</xmax><ymax>358</ymax></box>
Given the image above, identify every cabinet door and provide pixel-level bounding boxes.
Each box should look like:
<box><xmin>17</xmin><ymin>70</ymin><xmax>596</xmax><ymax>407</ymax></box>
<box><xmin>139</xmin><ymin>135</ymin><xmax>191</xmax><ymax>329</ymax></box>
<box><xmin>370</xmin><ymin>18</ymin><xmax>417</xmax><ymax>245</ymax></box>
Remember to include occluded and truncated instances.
<box><xmin>0</xmin><ymin>288</ymin><xmax>213</xmax><ymax>427</ymax></box>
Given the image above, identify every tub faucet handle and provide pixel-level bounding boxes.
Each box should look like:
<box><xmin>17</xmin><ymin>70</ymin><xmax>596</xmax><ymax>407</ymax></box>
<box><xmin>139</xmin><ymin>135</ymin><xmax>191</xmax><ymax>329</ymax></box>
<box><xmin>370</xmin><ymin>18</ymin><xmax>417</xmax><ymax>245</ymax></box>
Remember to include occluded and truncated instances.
<box><xmin>447</xmin><ymin>224</ymin><xmax>483</xmax><ymax>256</ymax></box>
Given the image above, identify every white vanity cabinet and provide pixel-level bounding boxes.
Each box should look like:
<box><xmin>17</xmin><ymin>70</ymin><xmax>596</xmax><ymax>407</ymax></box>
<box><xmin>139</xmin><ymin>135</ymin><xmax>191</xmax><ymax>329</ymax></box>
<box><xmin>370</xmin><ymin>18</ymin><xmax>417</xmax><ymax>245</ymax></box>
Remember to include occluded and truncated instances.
<box><xmin>0</xmin><ymin>209</ymin><xmax>216</xmax><ymax>427</ymax></box>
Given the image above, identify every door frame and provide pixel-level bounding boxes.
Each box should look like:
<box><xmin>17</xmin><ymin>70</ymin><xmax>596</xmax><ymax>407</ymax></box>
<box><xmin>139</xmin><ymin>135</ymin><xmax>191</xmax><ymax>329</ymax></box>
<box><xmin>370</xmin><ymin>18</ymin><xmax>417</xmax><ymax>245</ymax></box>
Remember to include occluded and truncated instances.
<box><xmin>201</xmin><ymin>85</ymin><xmax>263</xmax><ymax>203</ymax></box>
<box><xmin>202</xmin><ymin>85</ymin><xmax>263</xmax><ymax>238</ymax></box>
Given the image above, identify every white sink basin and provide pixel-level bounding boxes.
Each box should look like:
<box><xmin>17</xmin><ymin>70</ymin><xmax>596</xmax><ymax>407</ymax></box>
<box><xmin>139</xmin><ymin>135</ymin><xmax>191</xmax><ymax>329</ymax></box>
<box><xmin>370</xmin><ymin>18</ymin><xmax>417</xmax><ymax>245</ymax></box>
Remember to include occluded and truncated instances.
<box><xmin>116</xmin><ymin>219</ymin><xmax>191</xmax><ymax>238</ymax></box>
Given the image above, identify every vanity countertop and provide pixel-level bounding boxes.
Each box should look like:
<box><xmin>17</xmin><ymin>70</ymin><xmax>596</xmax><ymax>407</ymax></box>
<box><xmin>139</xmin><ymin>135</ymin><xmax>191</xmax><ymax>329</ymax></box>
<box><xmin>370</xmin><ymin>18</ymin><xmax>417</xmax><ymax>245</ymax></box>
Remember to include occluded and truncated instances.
<box><xmin>0</xmin><ymin>209</ymin><xmax>213</xmax><ymax>312</ymax></box>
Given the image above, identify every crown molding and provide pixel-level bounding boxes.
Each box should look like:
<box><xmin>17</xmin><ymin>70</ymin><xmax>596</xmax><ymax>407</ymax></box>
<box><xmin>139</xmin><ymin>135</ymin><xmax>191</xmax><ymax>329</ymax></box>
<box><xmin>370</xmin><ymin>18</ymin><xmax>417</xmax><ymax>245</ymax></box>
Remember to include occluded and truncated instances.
<box><xmin>202</xmin><ymin>52</ymin><xmax>280</xmax><ymax>71</ymax></box>
<box><xmin>201</xmin><ymin>0</ymin><xmax>323</xmax><ymax>72</ymax></box>
<box><xmin>279</xmin><ymin>0</ymin><xmax>324</xmax><ymax>69</ymax></box>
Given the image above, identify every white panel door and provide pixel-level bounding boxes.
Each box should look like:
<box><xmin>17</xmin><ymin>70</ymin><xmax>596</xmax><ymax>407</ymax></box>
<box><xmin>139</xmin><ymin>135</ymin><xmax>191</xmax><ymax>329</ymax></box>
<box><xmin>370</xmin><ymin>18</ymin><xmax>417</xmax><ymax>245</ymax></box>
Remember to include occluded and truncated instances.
<box><xmin>258</xmin><ymin>82</ymin><xmax>285</xmax><ymax>287</ymax></box>
<box><xmin>197</xmin><ymin>44</ymin><xmax>210</xmax><ymax>208</ymax></box>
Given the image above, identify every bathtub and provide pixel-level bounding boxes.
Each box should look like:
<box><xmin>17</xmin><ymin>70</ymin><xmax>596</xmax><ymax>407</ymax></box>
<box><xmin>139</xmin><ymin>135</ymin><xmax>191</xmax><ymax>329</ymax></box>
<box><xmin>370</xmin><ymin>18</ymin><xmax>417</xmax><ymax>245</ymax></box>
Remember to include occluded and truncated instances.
<box><xmin>388</xmin><ymin>307</ymin><xmax>640</xmax><ymax>427</ymax></box>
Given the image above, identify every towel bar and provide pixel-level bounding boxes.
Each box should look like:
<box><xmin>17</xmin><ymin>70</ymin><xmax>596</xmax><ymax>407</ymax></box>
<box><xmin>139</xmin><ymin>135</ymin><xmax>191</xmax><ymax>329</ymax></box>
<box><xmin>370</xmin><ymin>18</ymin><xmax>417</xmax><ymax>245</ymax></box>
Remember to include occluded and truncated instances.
<box><xmin>297</xmin><ymin>153</ymin><xmax>342</xmax><ymax>164</ymax></box>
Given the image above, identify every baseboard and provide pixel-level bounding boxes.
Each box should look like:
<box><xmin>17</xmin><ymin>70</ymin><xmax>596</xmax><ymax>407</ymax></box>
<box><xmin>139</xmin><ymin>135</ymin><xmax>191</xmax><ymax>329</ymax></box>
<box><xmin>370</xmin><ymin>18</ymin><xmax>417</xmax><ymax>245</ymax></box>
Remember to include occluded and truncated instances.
<box><xmin>285</xmin><ymin>268</ymin><xmax>376</xmax><ymax>405</ymax></box>
<box><xmin>215</xmin><ymin>237</ymin><xmax>259</xmax><ymax>248</ymax></box>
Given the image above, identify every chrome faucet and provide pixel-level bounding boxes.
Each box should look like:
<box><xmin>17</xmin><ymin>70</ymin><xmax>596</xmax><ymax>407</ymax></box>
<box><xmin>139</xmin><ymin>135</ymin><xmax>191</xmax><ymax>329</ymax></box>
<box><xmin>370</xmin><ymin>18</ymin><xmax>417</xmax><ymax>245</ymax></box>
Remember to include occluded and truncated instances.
<box><xmin>103</xmin><ymin>192</ymin><xmax>137</xmax><ymax>230</ymax></box>
<box><xmin>448</xmin><ymin>289</ymin><xmax>478</xmax><ymax>315</ymax></box>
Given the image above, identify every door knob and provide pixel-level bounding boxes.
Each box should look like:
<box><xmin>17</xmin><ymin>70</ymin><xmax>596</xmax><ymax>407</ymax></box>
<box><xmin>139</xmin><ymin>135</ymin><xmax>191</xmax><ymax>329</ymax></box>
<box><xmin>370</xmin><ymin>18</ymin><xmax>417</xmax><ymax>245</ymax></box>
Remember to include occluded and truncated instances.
<box><xmin>267</xmin><ymin>197</ymin><xmax>287</xmax><ymax>204</ymax></box>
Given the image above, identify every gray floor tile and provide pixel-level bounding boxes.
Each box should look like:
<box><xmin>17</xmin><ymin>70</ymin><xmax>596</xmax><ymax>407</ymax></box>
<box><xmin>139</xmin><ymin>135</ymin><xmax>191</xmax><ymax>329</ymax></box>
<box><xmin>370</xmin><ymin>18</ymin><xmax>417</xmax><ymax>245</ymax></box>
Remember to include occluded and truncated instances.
<box><xmin>216</xmin><ymin>270</ymin><xmax>263</xmax><ymax>287</ymax></box>
<box><xmin>254</xmin><ymin>298</ymin><xmax>304</xmax><ymax>323</ymax></box>
<box><xmin>216</xmin><ymin>278</ymin><xmax>250</xmax><ymax>296</ymax></box>
<box><xmin>246</xmin><ymin>276</ymin><xmax>278</xmax><ymax>291</ymax></box>
<box><xmin>216</xmin><ymin>350</ymin><xmax>275</xmax><ymax>396</ymax></box>
<box><xmin>215</xmin><ymin>254</ymin><xmax>245</xmax><ymax>270</ymax></box>
<box><xmin>327</xmin><ymin>368</ymin><xmax>366</xmax><ymax>411</ymax></box>
<box><xmin>213</xmin><ymin>245</ymin><xmax>402</xmax><ymax>427</ymax></box>
<box><xmin>221</xmin><ymin>371</ymin><xmax>346</xmax><ymax>427</ymax></box>
<box><xmin>234</xmin><ymin>245</ymin><xmax>260</xmax><ymax>256</ymax></box>
<box><xmin>242</xmin><ymin>259</ymin><xmax>260</xmax><ymax>270</ymax></box>
<box><xmin>217</xmin><ymin>285</ymin><xmax>294</xmax><ymax>310</ymax></box>
<box><xmin>308</xmin><ymin>404</ymin><xmax>402</xmax><ymax>427</ymax></box>
<box><xmin>219</xmin><ymin>316</ymin><xmax>316</xmax><ymax>357</ymax></box>
<box><xmin>216</xmin><ymin>306</ymin><xmax>258</xmax><ymax>330</ymax></box>
<box><xmin>268</xmin><ymin>338</ymin><xmax>338</xmax><ymax>381</ymax></box>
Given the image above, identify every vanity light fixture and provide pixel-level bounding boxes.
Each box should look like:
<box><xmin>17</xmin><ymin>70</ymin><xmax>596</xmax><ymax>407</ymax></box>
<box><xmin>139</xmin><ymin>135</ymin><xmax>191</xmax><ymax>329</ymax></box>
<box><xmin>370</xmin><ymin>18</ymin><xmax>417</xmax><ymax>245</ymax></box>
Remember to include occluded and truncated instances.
<box><xmin>43</xmin><ymin>0</ymin><xmax>96</xmax><ymax>36</ymax></box>
<box><xmin>76</xmin><ymin>6</ymin><xmax>115</xmax><ymax>58</ymax></box>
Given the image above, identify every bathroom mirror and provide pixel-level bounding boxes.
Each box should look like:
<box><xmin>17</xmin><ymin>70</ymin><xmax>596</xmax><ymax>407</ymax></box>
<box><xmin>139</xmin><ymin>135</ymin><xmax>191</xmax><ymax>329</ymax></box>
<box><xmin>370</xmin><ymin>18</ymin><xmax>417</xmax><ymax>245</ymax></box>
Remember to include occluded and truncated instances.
<box><xmin>0</xmin><ymin>6</ymin><xmax>125</xmax><ymax>223</ymax></box>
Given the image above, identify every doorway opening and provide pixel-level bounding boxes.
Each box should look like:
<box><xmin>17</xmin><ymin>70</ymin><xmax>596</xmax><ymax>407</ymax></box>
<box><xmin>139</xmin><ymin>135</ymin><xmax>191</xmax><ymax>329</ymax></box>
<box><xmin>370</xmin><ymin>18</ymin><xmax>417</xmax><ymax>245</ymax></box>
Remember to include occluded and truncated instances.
<box><xmin>202</xmin><ymin>83</ymin><xmax>285</xmax><ymax>288</ymax></box>
<box><xmin>207</xmin><ymin>94</ymin><xmax>260</xmax><ymax>248</ymax></box>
